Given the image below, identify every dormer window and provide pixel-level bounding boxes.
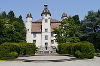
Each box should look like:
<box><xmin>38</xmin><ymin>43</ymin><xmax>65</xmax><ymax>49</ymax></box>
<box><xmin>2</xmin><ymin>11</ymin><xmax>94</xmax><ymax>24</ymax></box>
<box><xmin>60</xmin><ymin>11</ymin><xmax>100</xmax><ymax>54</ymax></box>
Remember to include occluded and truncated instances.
<box><xmin>45</xmin><ymin>19</ymin><xmax>48</xmax><ymax>23</ymax></box>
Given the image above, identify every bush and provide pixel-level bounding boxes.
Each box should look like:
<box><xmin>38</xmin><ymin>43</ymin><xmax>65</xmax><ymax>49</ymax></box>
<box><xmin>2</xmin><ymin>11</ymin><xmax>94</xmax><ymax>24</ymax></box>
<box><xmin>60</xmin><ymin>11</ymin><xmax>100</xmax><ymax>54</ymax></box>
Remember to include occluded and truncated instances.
<box><xmin>0</xmin><ymin>50</ymin><xmax>18</xmax><ymax>60</ymax></box>
<box><xmin>0</xmin><ymin>42</ymin><xmax>36</xmax><ymax>60</ymax></box>
<box><xmin>58</xmin><ymin>41</ymin><xmax>95</xmax><ymax>59</ymax></box>
<box><xmin>75</xmin><ymin>50</ymin><xmax>83</xmax><ymax>58</ymax></box>
<box><xmin>95</xmin><ymin>53</ymin><xmax>100</xmax><ymax>57</ymax></box>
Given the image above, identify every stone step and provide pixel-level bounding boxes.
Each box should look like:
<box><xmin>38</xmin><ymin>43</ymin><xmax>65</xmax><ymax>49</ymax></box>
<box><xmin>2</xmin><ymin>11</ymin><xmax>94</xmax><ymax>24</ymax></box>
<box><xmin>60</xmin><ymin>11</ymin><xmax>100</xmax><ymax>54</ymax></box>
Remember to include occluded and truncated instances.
<box><xmin>36</xmin><ymin>46</ymin><xmax>57</xmax><ymax>54</ymax></box>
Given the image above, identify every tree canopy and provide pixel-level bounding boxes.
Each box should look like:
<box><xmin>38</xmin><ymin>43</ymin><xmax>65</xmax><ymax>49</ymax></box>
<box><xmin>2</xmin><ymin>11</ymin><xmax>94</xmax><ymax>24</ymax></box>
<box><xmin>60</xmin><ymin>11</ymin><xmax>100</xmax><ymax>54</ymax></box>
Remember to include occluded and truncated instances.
<box><xmin>80</xmin><ymin>10</ymin><xmax>100</xmax><ymax>50</ymax></box>
<box><xmin>54</xmin><ymin>17</ymin><xmax>80</xmax><ymax>43</ymax></box>
<box><xmin>0</xmin><ymin>11</ymin><xmax>26</xmax><ymax>44</ymax></box>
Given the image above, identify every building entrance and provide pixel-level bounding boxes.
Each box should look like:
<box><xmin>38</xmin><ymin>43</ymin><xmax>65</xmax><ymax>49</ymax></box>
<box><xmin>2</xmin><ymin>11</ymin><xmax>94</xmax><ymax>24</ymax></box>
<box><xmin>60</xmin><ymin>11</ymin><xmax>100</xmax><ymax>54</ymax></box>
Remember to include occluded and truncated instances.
<box><xmin>45</xmin><ymin>42</ymin><xmax>48</xmax><ymax>50</ymax></box>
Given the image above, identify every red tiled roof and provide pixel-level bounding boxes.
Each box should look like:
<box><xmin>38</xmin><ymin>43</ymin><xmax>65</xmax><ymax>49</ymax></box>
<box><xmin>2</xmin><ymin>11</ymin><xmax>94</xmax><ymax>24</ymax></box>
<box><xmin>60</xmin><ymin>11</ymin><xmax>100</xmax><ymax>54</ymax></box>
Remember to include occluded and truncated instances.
<box><xmin>32</xmin><ymin>22</ymin><xmax>42</xmax><ymax>32</ymax></box>
<box><xmin>34</xmin><ymin>19</ymin><xmax>59</xmax><ymax>23</ymax></box>
<box><xmin>32</xmin><ymin>19</ymin><xmax>61</xmax><ymax>32</ymax></box>
<box><xmin>51</xmin><ymin>22</ymin><xmax>61</xmax><ymax>32</ymax></box>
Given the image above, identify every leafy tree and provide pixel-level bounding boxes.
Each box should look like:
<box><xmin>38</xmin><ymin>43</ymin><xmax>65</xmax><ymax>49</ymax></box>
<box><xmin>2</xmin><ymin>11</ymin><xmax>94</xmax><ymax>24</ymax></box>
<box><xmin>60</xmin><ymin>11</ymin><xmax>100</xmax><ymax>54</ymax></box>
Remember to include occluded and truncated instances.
<box><xmin>7</xmin><ymin>11</ymin><xmax>15</xmax><ymax>19</ymax></box>
<box><xmin>80</xmin><ymin>10</ymin><xmax>100</xmax><ymax>50</ymax></box>
<box><xmin>12</xmin><ymin>21</ymin><xmax>26</xmax><ymax>42</ymax></box>
<box><xmin>1</xmin><ymin>11</ymin><xmax>7</xmax><ymax>18</ymax></box>
<box><xmin>54</xmin><ymin>17</ymin><xmax>80</xmax><ymax>44</ymax></box>
<box><xmin>0</xmin><ymin>18</ymin><xmax>12</xmax><ymax>43</ymax></box>
<box><xmin>72</xmin><ymin>15</ymin><xmax>80</xmax><ymax>25</ymax></box>
<box><xmin>0</xmin><ymin>11</ymin><xmax>26</xmax><ymax>44</ymax></box>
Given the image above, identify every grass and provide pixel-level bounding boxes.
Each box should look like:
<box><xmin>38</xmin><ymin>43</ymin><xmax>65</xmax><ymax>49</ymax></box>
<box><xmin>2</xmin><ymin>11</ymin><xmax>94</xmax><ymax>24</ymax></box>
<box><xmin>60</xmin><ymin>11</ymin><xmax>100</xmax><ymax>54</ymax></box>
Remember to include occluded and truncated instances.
<box><xmin>0</xmin><ymin>60</ymin><xmax>6</xmax><ymax>61</ymax></box>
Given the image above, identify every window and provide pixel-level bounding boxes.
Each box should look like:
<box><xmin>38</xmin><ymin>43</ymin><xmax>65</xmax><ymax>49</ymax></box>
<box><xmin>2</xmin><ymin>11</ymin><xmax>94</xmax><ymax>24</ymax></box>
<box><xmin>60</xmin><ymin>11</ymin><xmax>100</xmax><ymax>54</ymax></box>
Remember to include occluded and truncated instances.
<box><xmin>51</xmin><ymin>33</ymin><xmax>53</xmax><ymax>36</ymax></box>
<box><xmin>33</xmin><ymin>40</ymin><xmax>36</xmax><ymax>43</ymax></box>
<box><xmin>28</xmin><ymin>29</ymin><xmax>29</xmax><ymax>31</ymax></box>
<box><xmin>45</xmin><ymin>29</ymin><xmax>48</xmax><ymax>32</ymax></box>
<box><xmin>45</xmin><ymin>35</ymin><xmax>48</xmax><ymax>40</ymax></box>
<box><xmin>45</xmin><ymin>14</ymin><xmax>47</xmax><ymax>17</ymax></box>
<box><xmin>45</xmin><ymin>19</ymin><xmax>48</xmax><ymax>23</ymax></box>
<box><xmin>33</xmin><ymin>33</ymin><xmax>36</xmax><ymax>38</ymax></box>
<box><xmin>51</xmin><ymin>40</ymin><xmax>54</xmax><ymax>44</ymax></box>
<box><xmin>41</xmin><ymin>25</ymin><xmax>42</xmax><ymax>31</ymax></box>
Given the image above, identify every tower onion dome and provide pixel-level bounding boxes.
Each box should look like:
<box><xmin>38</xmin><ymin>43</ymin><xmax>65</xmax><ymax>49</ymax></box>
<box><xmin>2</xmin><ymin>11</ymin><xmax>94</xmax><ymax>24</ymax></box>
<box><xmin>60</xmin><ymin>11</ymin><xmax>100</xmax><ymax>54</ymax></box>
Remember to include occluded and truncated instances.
<box><xmin>62</xmin><ymin>12</ymin><xmax>67</xmax><ymax>17</ymax></box>
<box><xmin>41</xmin><ymin>4</ymin><xmax>51</xmax><ymax>16</ymax></box>
<box><xmin>26</xmin><ymin>13</ymin><xmax>32</xmax><ymax>18</ymax></box>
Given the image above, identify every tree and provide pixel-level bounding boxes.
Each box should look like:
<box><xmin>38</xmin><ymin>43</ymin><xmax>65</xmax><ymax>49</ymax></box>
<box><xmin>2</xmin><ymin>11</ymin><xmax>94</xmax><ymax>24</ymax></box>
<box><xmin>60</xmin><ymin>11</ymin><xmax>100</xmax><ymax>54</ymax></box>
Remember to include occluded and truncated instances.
<box><xmin>0</xmin><ymin>11</ymin><xmax>26</xmax><ymax>44</ymax></box>
<box><xmin>7</xmin><ymin>11</ymin><xmax>15</xmax><ymax>19</ymax></box>
<box><xmin>0</xmin><ymin>18</ymin><xmax>13</xmax><ymax>43</ymax></box>
<box><xmin>72</xmin><ymin>15</ymin><xmax>80</xmax><ymax>25</ymax></box>
<box><xmin>12</xmin><ymin>21</ymin><xmax>26</xmax><ymax>42</ymax></box>
<box><xmin>1</xmin><ymin>11</ymin><xmax>7</xmax><ymax>18</ymax></box>
<box><xmin>80</xmin><ymin>10</ymin><xmax>100</xmax><ymax>50</ymax></box>
<box><xmin>54</xmin><ymin>17</ymin><xmax>80</xmax><ymax>44</ymax></box>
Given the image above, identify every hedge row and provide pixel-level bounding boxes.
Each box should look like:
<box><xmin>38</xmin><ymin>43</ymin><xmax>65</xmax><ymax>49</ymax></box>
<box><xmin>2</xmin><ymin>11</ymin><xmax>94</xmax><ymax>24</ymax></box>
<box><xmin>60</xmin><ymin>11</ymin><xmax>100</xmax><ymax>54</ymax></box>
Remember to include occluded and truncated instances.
<box><xmin>0</xmin><ymin>42</ymin><xmax>36</xmax><ymax>60</ymax></box>
<box><xmin>58</xmin><ymin>41</ymin><xmax>95</xmax><ymax>59</ymax></box>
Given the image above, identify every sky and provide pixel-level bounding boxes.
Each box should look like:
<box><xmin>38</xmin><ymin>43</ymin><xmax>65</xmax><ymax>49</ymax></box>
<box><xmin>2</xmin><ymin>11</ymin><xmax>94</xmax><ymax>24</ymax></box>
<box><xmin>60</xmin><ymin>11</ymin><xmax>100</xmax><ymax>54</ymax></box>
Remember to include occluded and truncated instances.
<box><xmin>0</xmin><ymin>0</ymin><xmax>100</xmax><ymax>22</ymax></box>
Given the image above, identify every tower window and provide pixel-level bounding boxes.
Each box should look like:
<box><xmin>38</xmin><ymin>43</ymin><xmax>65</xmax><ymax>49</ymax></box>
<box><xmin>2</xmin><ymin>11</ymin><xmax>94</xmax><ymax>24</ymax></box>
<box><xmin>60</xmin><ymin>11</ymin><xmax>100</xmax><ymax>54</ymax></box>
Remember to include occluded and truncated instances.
<box><xmin>33</xmin><ymin>40</ymin><xmax>36</xmax><ymax>43</ymax></box>
<box><xmin>33</xmin><ymin>33</ymin><xmax>36</xmax><ymax>38</ymax></box>
<box><xmin>45</xmin><ymin>14</ymin><xmax>47</xmax><ymax>17</ymax></box>
<box><xmin>51</xmin><ymin>33</ymin><xmax>53</xmax><ymax>36</ymax></box>
<box><xmin>51</xmin><ymin>40</ymin><xmax>54</xmax><ymax>44</ymax></box>
<box><xmin>28</xmin><ymin>29</ymin><xmax>29</xmax><ymax>31</ymax></box>
<box><xmin>45</xmin><ymin>29</ymin><xmax>48</xmax><ymax>32</ymax></box>
<box><xmin>45</xmin><ymin>19</ymin><xmax>48</xmax><ymax>23</ymax></box>
<box><xmin>45</xmin><ymin>35</ymin><xmax>48</xmax><ymax>40</ymax></box>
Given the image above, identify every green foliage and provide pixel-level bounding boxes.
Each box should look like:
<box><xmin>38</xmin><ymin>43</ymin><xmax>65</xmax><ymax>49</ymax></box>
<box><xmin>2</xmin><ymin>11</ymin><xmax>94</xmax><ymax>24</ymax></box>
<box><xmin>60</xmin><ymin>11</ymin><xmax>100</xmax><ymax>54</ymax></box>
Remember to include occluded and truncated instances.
<box><xmin>0</xmin><ymin>42</ymin><xmax>36</xmax><ymax>60</ymax></box>
<box><xmin>95</xmin><ymin>53</ymin><xmax>100</xmax><ymax>57</ymax></box>
<box><xmin>75</xmin><ymin>50</ymin><xmax>83</xmax><ymax>58</ymax></box>
<box><xmin>7</xmin><ymin>11</ymin><xmax>15</xmax><ymax>19</ymax></box>
<box><xmin>0</xmin><ymin>51</ymin><xmax>18</xmax><ymax>60</ymax></box>
<box><xmin>0</xmin><ymin>11</ymin><xmax>26</xmax><ymax>44</ymax></box>
<box><xmin>80</xmin><ymin>10</ymin><xmax>100</xmax><ymax>50</ymax></box>
<box><xmin>58</xmin><ymin>41</ymin><xmax>95</xmax><ymax>59</ymax></box>
<box><xmin>1</xmin><ymin>11</ymin><xmax>7</xmax><ymax>18</ymax></box>
<box><xmin>54</xmin><ymin>17</ymin><xmax>80</xmax><ymax>43</ymax></box>
<box><xmin>72</xmin><ymin>15</ymin><xmax>80</xmax><ymax>25</ymax></box>
<box><xmin>0</xmin><ymin>45</ymin><xmax>18</xmax><ymax>60</ymax></box>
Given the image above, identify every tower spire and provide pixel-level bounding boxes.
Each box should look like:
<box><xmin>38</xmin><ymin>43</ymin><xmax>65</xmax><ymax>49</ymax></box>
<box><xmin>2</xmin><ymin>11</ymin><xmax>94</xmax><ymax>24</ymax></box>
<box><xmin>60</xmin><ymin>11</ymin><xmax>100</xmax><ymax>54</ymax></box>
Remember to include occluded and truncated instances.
<box><xmin>41</xmin><ymin>4</ymin><xmax>51</xmax><ymax>16</ymax></box>
<box><xmin>44</xmin><ymin>4</ymin><xmax>48</xmax><ymax>9</ymax></box>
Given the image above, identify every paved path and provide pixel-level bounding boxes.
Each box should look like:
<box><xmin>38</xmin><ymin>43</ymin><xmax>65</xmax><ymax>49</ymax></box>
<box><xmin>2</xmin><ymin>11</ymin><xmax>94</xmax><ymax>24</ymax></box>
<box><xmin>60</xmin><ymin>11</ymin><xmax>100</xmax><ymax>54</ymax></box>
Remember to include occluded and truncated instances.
<box><xmin>0</xmin><ymin>55</ymin><xmax>100</xmax><ymax>66</ymax></box>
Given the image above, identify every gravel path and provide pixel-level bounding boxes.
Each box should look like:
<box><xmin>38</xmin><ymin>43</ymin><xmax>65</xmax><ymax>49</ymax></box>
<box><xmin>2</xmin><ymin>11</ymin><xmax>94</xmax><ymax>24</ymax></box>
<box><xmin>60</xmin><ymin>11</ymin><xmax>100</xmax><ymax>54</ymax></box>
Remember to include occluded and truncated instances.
<box><xmin>0</xmin><ymin>55</ymin><xmax>100</xmax><ymax>66</ymax></box>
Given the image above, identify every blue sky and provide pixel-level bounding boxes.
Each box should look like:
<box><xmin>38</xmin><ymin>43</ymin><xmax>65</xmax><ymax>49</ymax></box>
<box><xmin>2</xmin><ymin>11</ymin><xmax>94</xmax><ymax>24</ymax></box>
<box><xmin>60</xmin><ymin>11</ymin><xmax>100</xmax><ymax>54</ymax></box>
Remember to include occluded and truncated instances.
<box><xmin>0</xmin><ymin>0</ymin><xmax>100</xmax><ymax>22</ymax></box>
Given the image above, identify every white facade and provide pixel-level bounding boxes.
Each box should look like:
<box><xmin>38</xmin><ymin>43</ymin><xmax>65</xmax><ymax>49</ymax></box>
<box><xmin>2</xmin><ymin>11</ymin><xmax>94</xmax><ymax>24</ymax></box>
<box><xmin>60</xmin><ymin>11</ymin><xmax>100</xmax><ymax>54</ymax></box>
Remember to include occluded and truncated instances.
<box><xmin>25</xmin><ymin>5</ymin><xmax>67</xmax><ymax>51</ymax></box>
<box><xmin>26</xmin><ymin>15</ymin><xmax>58</xmax><ymax>49</ymax></box>
<box><xmin>41</xmin><ymin>14</ymin><xmax>51</xmax><ymax>48</ymax></box>
<box><xmin>26</xmin><ymin>15</ymin><xmax>33</xmax><ymax>43</ymax></box>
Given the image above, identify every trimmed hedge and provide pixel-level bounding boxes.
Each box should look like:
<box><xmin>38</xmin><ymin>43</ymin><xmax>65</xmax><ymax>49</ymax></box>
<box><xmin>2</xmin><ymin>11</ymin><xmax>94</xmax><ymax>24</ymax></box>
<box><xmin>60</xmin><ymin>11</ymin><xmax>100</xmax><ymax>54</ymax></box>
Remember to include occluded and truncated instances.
<box><xmin>58</xmin><ymin>41</ymin><xmax>95</xmax><ymax>59</ymax></box>
<box><xmin>0</xmin><ymin>42</ymin><xmax>36</xmax><ymax>60</ymax></box>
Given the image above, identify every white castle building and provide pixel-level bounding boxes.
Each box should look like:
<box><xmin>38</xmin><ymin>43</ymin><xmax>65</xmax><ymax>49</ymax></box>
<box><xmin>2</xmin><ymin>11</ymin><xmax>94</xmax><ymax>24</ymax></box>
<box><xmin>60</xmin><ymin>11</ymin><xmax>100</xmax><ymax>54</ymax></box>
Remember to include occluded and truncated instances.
<box><xmin>25</xmin><ymin>4</ymin><xmax>67</xmax><ymax>53</ymax></box>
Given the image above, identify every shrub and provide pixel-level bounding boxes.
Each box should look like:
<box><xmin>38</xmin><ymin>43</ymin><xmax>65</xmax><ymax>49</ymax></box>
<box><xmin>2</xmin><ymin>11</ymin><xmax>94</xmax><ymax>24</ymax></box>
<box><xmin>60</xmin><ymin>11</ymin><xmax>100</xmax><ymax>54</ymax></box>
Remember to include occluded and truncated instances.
<box><xmin>75</xmin><ymin>50</ymin><xmax>83</xmax><ymax>58</ymax></box>
<box><xmin>0</xmin><ymin>49</ymin><xmax>18</xmax><ymax>60</ymax></box>
<box><xmin>0</xmin><ymin>42</ymin><xmax>36</xmax><ymax>60</ymax></box>
<box><xmin>58</xmin><ymin>41</ymin><xmax>95</xmax><ymax>59</ymax></box>
<box><xmin>95</xmin><ymin>53</ymin><xmax>100</xmax><ymax>57</ymax></box>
